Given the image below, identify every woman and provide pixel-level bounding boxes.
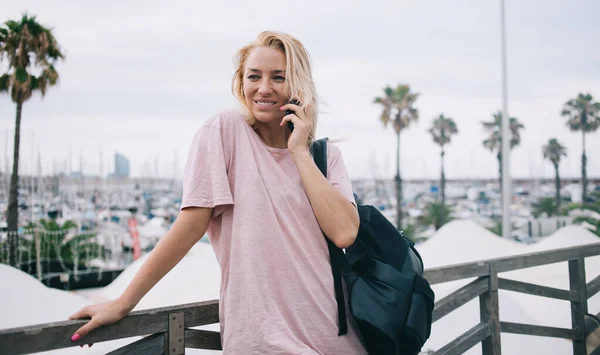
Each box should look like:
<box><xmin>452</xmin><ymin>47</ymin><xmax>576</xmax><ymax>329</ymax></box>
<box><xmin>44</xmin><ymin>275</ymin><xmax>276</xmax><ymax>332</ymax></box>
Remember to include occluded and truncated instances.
<box><xmin>69</xmin><ymin>30</ymin><xmax>366</xmax><ymax>354</ymax></box>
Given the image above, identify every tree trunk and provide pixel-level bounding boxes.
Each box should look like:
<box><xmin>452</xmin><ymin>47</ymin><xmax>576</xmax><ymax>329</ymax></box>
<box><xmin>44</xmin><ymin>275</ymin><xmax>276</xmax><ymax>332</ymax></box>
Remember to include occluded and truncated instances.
<box><xmin>395</xmin><ymin>130</ymin><xmax>402</xmax><ymax>230</ymax></box>
<box><xmin>497</xmin><ymin>151</ymin><xmax>503</xmax><ymax>193</ymax></box>
<box><xmin>582</xmin><ymin>129</ymin><xmax>587</xmax><ymax>203</ymax></box>
<box><xmin>497</xmin><ymin>151</ymin><xmax>503</xmax><ymax>216</ymax></box>
<box><xmin>440</xmin><ymin>148</ymin><xmax>446</xmax><ymax>205</ymax></box>
<box><xmin>554</xmin><ymin>162</ymin><xmax>561</xmax><ymax>216</ymax></box>
<box><xmin>7</xmin><ymin>102</ymin><xmax>23</xmax><ymax>267</ymax></box>
<box><xmin>440</xmin><ymin>148</ymin><xmax>446</xmax><ymax>225</ymax></box>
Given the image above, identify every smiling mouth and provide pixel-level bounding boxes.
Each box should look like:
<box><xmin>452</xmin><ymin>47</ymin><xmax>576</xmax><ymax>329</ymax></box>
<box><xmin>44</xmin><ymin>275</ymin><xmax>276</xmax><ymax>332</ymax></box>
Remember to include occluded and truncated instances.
<box><xmin>254</xmin><ymin>100</ymin><xmax>277</xmax><ymax>108</ymax></box>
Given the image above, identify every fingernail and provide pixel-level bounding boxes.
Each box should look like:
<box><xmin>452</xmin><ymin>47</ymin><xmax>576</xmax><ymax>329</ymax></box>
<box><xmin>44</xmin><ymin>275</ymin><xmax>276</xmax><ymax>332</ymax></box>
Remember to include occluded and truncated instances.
<box><xmin>279</xmin><ymin>106</ymin><xmax>284</xmax><ymax>110</ymax></box>
<box><xmin>71</xmin><ymin>333</ymin><xmax>81</xmax><ymax>342</ymax></box>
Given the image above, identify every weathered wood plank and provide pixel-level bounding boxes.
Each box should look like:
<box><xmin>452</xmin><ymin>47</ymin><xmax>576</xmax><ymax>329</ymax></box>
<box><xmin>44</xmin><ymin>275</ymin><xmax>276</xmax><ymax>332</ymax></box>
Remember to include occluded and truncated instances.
<box><xmin>106</xmin><ymin>333</ymin><xmax>165</xmax><ymax>355</ymax></box>
<box><xmin>569</xmin><ymin>258</ymin><xmax>588</xmax><ymax>355</ymax></box>
<box><xmin>480</xmin><ymin>264</ymin><xmax>501</xmax><ymax>355</ymax></box>
<box><xmin>500</xmin><ymin>321</ymin><xmax>575</xmax><ymax>339</ymax></box>
<box><xmin>185</xmin><ymin>329</ymin><xmax>222</xmax><ymax>350</ymax></box>
<box><xmin>493</xmin><ymin>243</ymin><xmax>600</xmax><ymax>274</ymax></box>
<box><xmin>433</xmin><ymin>277</ymin><xmax>488</xmax><ymax>323</ymax></box>
<box><xmin>432</xmin><ymin>322</ymin><xmax>491</xmax><ymax>355</ymax></box>
<box><xmin>425</xmin><ymin>262</ymin><xmax>490</xmax><ymax>285</ymax></box>
<box><xmin>586</xmin><ymin>274</ymin><xmax>600</xmax><ymax>299</ymax></box>
<box><xmin>0</xmin><ymin>300</ymin><xmax>219</xmax><ymax>355</ymax></box>
<box><xmin>498</xmin><ymin>277</ymin><xmax>577</xmax><ymax>301</ymax></box>
<box><xmin>425</xmin><ymin>242</ymin><xmax>600</xmax><ymax>285</ymax></box>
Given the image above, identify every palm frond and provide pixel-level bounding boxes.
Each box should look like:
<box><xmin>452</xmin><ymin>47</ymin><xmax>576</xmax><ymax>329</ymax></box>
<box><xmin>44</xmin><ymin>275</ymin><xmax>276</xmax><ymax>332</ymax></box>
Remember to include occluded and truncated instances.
<box><xmin>407</xmin><ymin>107</ymin><xmax>419</xmax><ymax>121</ymax></box>
<box><xmin>0</xmin><ymin>74</ymin><xmax>9</xmax><ymax>92</ymax></box>
<box><xmin>561</xmin><ymin>93</ymin><xmax>600</xmax><ymax>133</ymax></box>
<box><xmin>0</xmin><ymin>14</ymin><xmax>64</xmax><ymax>104</ymax></box>
<box><xmin>374</xmin><ymin>84</ymin><xmax>420</xmax><ymax>133</ymax></box>
<box><xmin>542</xmin><ymin>138</ymin><xmax>567</xmax><ymax>166</ymax></box>
<box><xmin>379</xmin><ymin>107</ymin><xmax>391</xmax><ymax>127</ymax></box>
<box><xmin>429</xmin><ymin>114</ymin><xmax>459</xmax><ymax>147</ymax></box>
<box><xmin>383</xmin><ymin>86</ymin><xmax>393</xmax><ymax>98</ymax></box>
<box><xmin>481</xmin><ymin>111</ymin><xmax>524</xmax><ymax>153</ymax></box>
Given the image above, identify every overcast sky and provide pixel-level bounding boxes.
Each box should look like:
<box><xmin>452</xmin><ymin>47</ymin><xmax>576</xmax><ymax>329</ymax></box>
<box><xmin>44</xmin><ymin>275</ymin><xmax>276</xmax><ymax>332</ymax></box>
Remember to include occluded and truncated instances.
<box><xmin>1</xmin><ymin>0</ymin><xmax>599</xmax><ymax>180</ymax></box>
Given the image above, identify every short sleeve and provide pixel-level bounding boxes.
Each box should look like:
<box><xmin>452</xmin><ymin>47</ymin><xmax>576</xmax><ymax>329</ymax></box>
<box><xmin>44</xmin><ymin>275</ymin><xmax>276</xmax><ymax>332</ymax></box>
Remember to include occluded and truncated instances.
<box><xmin>326</xmin><ymin>143</ymin><xmax>355</xmax><ymax>205</ymax></box>
<box><xmin>180</xmin><ymin>121</ymin><xmax>234</xmax><ymax>215</ymax></box>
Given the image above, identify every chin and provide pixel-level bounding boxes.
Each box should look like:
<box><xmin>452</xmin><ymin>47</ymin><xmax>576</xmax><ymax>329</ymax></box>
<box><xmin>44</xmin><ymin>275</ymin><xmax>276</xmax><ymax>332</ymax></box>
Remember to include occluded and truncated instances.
<box><xmin>251</xmin><ymin>111</ymin><xmax>280</xmax><ymax>124</ymax></box>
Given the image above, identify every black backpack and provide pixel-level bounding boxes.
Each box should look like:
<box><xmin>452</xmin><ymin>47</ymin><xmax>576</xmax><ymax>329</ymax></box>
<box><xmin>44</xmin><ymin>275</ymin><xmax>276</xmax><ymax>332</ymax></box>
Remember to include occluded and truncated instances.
<box><xmin>310</xmin><ymin>138</ymin><xmax>435</xmax><ymax>355</ymax></box>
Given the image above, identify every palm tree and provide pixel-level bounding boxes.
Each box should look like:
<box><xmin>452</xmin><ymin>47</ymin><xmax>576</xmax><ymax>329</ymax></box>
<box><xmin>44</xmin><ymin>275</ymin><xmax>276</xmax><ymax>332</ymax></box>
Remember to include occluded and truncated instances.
<box><xmin>570</xmin><ymin>191</ymin><xmax>600</xmax><ymax>237</ymax></box>
<box><xmin>428</xmin><ymin>114</ymin><xmax>458</xmax><ymax>210</ymax></box>
<box><xmin>542</xmin><ymin>138</ymin><xmax>567</xmax><ymax>212</ymax></box>
<box><xmin>1</xmin><ymin>219</ymin><xmax>108</xmax><ymax>271</ymax></box>
<box><xmin>374</xmin><ymin>84</ymin><xmax>419</xmax><ymax>229</ymax></box>
<box><xmin>417</xmin><ymin>201</ymin><xmax>453</xmax><ymax>231</ymax></box>
<box><xmin>0</xmin><ymin>14</ymin><xmax>65</xmax><ymax>266</ymax></box>
<box><xmin>532</xmin><ymin>197</ymin><xmax>559</xmax><ymax>218</ymax></box>
<box><xmin>561</xmin><ymin>93</ymin><xmax>600</xmax><ymax>203</ymax></box>
<box><xmin>482</xmin><ymin>111</ymin><xmax>525</xmax><ymax>193</ymax></box>
<box><xmin>0</xmin><ymin>22</ymin><xmax>5</xmax><ymax>51</ymax></box>
<box><xmin>35</xmin><ymin>219</ymin><xmax>104</xmax><ymax>265</ymax></box>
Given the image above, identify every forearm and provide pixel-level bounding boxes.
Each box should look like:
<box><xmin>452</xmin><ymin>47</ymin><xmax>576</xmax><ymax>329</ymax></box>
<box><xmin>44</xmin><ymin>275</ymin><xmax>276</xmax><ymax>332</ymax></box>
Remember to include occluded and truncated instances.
<box><xmin>118</xmin><ymin>210</ymin><xmax>209</xmax><ymax>308</ymax></box>
<box><xmin>292</xmin><ymin>149</ymin><xmax>359</xmax><ymax>248</ymax></box>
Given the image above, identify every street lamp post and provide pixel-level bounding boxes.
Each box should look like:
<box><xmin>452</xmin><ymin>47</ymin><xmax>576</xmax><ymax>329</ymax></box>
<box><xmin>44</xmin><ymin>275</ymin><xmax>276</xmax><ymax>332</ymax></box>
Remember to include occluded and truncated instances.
<box><xmin>500</xmin><ymin>0</ymin><xmax>511</xmax><ymax>239</ymax></box>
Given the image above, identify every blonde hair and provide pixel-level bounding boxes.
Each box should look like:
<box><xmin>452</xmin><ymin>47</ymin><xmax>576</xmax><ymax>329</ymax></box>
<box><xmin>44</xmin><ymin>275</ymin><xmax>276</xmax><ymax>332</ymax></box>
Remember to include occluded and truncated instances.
<box><xmin>232</xmin><ymin>31</ymin><xmax>318</xmax><ymax>144</ymax></box>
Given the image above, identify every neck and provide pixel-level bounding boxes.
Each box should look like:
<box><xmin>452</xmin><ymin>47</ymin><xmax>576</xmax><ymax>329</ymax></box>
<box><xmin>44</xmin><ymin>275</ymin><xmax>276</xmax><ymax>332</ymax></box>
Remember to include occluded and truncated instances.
<box><xmin>254</xmin><ymin>121</ymin><xmax>290</xmax><ymax>149</ymax></box>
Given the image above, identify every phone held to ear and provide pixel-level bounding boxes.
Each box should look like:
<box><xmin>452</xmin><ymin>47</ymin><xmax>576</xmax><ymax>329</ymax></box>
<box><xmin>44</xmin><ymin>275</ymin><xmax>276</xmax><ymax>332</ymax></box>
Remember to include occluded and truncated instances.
<box><xmin>285</xmin><ymin>99</ymin><xmax>301</xmax><ymax>132</ymax></box>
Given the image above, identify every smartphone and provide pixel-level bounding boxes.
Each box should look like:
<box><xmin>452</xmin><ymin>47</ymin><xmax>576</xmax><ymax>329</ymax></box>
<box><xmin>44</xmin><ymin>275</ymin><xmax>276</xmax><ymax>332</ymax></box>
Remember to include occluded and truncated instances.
<box><xmin>284</xmin><ymin>99</ymin><xmax>301</xmax><ymax>132</ymax></box>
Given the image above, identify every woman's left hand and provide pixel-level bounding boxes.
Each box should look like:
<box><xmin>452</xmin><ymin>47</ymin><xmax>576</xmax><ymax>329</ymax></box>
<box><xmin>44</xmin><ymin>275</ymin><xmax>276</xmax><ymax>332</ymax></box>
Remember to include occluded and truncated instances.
<box><xmin>279</xmin><ymin>103</ymin><xmax>311</xmax><ymax>154</ymax></box>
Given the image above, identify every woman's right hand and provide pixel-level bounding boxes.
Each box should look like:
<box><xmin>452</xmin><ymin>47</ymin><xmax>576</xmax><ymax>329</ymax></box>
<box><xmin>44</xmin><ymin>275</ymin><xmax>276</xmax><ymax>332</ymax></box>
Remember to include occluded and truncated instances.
<box><xmin>68</xmin><ymin>298</ymin><xmax>133</xmax><ymax>342</ymax></box>
<box><xmin>65</xmin><ymin>208</ymin><xmax>213</xmax><ymax>344</ymax></box>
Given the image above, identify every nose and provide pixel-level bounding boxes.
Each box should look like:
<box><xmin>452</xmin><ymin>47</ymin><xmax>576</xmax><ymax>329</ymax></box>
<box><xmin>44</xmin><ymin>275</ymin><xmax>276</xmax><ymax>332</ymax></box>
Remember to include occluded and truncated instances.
<box><xmin>258</xmin><ymin>78</ymin><xmax>273</xmax><ymax>95</ymax></box>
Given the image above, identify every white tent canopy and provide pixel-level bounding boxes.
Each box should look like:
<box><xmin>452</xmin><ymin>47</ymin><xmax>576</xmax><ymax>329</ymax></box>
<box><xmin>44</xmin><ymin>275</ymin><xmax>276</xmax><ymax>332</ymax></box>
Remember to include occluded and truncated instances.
<box><xmin>416</xmin><ymin>220</ymin><xmax>600</xmax><ymax>354</ymax></box>
<box><xmin>0</xmin><ymin>265</ymin><xmax>139</xmax><ymax>354</ymax></box>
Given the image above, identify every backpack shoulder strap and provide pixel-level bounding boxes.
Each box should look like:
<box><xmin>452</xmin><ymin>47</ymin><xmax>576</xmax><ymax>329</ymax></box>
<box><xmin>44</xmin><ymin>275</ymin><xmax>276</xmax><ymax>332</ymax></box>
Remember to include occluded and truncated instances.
<box><xmin>310</xmin><ymin>137</ymin><xmax>349</xmax><ymax>336</ymax></box>
<box><xmin>310</xmin><ymin>137</ymin><xmax>329</xmax><ymax>177</ymax></box>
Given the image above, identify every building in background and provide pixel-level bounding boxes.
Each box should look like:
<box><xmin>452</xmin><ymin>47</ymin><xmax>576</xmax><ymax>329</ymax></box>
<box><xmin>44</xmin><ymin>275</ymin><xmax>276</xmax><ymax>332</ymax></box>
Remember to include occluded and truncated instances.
<box><xmin>114</xmin><ymin>153</ymin><xmax>130</xmax><ymax>178</ymax></box>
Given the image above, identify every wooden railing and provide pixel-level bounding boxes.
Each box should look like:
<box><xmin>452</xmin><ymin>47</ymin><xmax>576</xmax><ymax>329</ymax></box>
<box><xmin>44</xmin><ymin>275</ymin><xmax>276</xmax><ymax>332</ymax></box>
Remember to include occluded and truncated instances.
<box><xmin>1</xmin><ymin>242</ymin><xmax>599</xmax><ymax>355</ymax></box>
<box><xmin>427</xmin><ymin>242</ymin><xmax>600</xmax><ymax>355</ymax></box>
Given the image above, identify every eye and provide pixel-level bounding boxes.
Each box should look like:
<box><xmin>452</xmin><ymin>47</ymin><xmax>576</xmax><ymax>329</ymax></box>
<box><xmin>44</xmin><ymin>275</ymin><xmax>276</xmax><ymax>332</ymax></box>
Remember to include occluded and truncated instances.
<box><xmin>247</xmin><ymin>75</ymin><xmax>259</xmax><ymax>80</ymax></box>
<box><xmin>273</xmin><ymin>76</ymin><xmax>286</xmax><ymax>82</ymax></box>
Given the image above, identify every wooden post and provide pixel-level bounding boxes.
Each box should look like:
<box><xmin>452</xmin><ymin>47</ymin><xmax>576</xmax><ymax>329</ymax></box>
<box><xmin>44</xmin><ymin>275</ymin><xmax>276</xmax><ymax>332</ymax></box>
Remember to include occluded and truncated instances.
<box><xmin>480</xmin><ymin>263</ymin><xmax>501</xmax><ymax>355</ymax></box>
<box><xmin>165</xmin><ymin>312</ymin><xmax>185</xmax><ymax>355</ymax></box>
<box><xmin>568</xmin><ymin>258</ymin><xmax>587</xmax><ymax>355</ymax></box>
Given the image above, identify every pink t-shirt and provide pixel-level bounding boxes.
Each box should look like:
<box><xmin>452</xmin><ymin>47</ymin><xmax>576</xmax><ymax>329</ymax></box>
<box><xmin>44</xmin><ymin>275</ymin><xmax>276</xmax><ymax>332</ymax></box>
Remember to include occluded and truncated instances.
<box><xmin>180</xmin><ymin>109</ymin><xmax>366</xmax><ymax>354</ymax></box>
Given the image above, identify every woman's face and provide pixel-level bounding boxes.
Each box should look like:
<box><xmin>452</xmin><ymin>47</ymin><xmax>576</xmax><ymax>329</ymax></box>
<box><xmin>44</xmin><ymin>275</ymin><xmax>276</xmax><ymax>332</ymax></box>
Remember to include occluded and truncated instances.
<box><xmin>243</xmin><ymin>46</ymin><xmax>288</xmax><ymax>125</ymax></box>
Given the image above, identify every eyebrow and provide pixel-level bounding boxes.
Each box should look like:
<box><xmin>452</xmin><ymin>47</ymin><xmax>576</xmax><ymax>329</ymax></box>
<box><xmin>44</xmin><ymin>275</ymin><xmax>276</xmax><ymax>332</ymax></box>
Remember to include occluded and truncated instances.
<box><xmin>246</xmin><ymin>68</ymin><xmax>286</xmax><ymax>74</ymax></box>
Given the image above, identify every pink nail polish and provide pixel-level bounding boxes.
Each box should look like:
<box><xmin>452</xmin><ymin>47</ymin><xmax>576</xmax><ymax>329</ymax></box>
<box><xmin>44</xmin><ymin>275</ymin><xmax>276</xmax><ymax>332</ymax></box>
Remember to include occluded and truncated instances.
<box><xmin>71</xmin><ymin>333</ymin><xmax>81</xmax><ymax>342</ymax></box>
